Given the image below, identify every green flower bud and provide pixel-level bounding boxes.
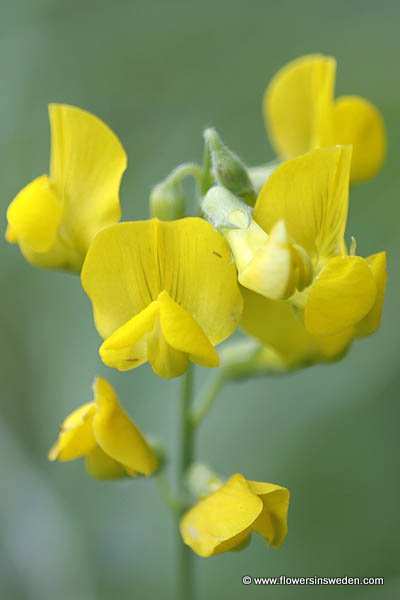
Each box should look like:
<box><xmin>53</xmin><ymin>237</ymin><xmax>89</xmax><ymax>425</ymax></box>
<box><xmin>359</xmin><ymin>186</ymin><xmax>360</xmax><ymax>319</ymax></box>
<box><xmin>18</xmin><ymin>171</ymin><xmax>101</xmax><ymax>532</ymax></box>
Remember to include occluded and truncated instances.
<box><xmin>150</xmin><ymin>180</ymin><xmax>185</xmax><ymax>221</ymax></box>
<box><xmin>204</xmin><ymin>128</ymin><xmax>256</xmax><ymax>204</ymax></box>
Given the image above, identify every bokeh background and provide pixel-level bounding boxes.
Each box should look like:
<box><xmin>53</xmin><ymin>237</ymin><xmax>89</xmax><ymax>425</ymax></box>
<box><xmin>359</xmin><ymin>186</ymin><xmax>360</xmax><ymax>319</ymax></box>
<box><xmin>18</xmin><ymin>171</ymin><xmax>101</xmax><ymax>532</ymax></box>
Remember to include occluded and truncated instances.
<box><xmin>1</xmin><ymin>1</ymin><xmax>399</xmax><ymax>598</ymax></box>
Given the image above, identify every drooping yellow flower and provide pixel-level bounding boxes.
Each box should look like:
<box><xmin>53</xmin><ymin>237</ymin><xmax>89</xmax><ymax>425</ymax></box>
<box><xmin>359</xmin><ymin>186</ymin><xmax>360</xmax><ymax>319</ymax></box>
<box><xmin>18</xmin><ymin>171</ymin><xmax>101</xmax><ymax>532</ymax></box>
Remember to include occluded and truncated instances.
<box><xmin>6</xmin><ymin>104</ymin><xmax>127</xmax><ymax>271</ymax></box>
<box><xmin>49</xmin><ymin>377</ymin><xmax>157</xmax><ymax>480</ymax></box>
<box><xmin>264</xmin><ymin>54</ymin><xmax>386</xmax><ymax>183</ymax></box>
<box><xmin>238</xmin><ymin>146</ymin><xmax>386</xmax><ymax>366</ymax></box>
<box><xmin>81</xmin><ymin>218</ymin><xmax>243</xmax><ymax>379</ymax></box>
<box><xmin>180</xmin><ymin>473</ymin><xmax>290</xmax><ymax>557</ymax></box>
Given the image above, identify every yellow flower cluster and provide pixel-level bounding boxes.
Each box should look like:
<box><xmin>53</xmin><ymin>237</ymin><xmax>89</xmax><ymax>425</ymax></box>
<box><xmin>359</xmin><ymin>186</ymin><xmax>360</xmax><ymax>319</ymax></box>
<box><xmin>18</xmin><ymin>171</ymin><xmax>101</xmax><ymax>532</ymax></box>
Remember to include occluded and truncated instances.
<box><xmin>6</xmin><ymin>54</ymin><xmax>387</xmax><ymax>559</ymax></box>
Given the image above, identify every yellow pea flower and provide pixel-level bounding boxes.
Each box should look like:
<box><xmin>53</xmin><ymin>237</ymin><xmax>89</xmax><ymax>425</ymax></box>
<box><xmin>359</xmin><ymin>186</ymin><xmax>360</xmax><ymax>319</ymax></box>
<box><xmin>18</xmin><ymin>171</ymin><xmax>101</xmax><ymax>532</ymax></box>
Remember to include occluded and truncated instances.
<box><xmin>49</xmin><ymin>377</ymin><xmax>158</xmax><ymax>480</ymax></box>
<box><xmin>264</xmin><ymin>54</ymin><xmax>386</xmax><ymax>183</ymax></box>
<box><xmin>238</xmin><ymin>146</ymin><xmax>386</xmax><ymax>366</ymax></box>
<box><xmin>81</xmin><ymin>218</ymin><xmax>243</xmax><ymax>379</ymax></box>
<box><xmin>6</xmin><ymin>104</ymin><xmax>127</xmax><ymax>271</ymax></box>
<box><xmin>180</xmin><ymin>473</ymin><xmax>290</xmax><ymax>557</ymax></box>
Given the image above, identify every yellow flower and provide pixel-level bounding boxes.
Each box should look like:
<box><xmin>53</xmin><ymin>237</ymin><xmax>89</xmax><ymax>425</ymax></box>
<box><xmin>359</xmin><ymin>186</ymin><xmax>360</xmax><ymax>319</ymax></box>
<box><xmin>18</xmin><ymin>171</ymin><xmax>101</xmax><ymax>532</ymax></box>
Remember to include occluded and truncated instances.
<box><xmin>49</xmin><ymin>377</ymin><xmax>157</xmax><ymax>480</ymax></box>
<box><xmin>6</xmin><ymin>104</ymin><xmax>127</xmax><ymax>271</ymax></box>
<box><xmin>264</xmin><ymin>54</ymin><xmax>386</xmax><ymax>183</ymax></box>
<box><xmin>81</xmin><ymin>218</ymin><xmax>243</xmax><ymax>379</ymax></box>
<box><xmin>238</xmin><ymin>146</ymin><xmax>386</xmax><ymax>366</ymax></box>
<box><xmin>180</xmin><ymin>473</ymin><xmax>290</xmax><ymax>557</ymax></box>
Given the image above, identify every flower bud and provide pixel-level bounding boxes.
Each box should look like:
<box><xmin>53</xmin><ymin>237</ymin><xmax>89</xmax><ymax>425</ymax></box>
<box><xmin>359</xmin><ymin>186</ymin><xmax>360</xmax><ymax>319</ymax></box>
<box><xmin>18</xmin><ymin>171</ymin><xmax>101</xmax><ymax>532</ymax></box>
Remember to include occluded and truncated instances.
<box><xmin>204</xmin><ymin>128</ymin><xmax>256</xmax><ymax>204</ymax></box>
<box><xmin>150</xmin><ymin>180</ymin><xmax>185</xmax><ymax>221</ymax></box>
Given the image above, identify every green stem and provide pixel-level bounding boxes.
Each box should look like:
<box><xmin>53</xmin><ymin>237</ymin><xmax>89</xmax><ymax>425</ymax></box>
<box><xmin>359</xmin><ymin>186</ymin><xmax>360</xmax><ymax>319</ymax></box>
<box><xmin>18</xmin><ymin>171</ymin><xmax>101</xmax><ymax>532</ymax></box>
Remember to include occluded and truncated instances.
<box><xmin>156</xmin><ymin>473</ymin><xmax>182</xmax><ymax>513</ymax></box>
<box><xmin>191</xmin><ymin>370</ymin><xmax>225</xmax><ymax>428</ymax></box>
<box><xmin>179</xmin><ymin>363</ymin><xmax>195</xmax><ymax>474</ymax></box>
<box><xmin>177</xmin><ymin>364</ymin><xmax>195</xmax><ymax>600</ymax></box>
<box><xmin>169</xmin><ymin>162</ymin><xmax>204</xmax><ymax>188</ymax></box>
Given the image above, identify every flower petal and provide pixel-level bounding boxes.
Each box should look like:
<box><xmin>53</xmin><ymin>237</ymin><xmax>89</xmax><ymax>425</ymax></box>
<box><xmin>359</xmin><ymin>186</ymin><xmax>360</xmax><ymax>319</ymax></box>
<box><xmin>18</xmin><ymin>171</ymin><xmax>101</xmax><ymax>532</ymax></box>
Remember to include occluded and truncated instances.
<box><xmin>48</xmin><ymin>402</ymin><xmax>97</xmax><ymax>461</ymax></box>
<box><xmin>264</xmin><ymin>54</ymin><xmax>336</xmax><ymax>158</ymax></box>
<box><xmin>5</xmin><ymin>224</ymin><xmax>18</xmax><ymax>243</ymax></box>
<box><xmin>213</xmin><ymin>528</ymin><xmax>252</xmax><ymax>555</ymax></box>
<box><xmin>254</xmin><ymin>146</ymin><xmax>352</xmax><ymax>263</ymax></box>
<box><xmin>179</xmin><ymin>474</ymin><xmax>262</xmax><ymax>557</ymax></box>
<box><xmin>305</xmin><ymin>256</ymin><xmax>377</xmax><ymax>336</ymax></box>
<box><xmin>100</xmin><ymin>296</ymin><xmax>189</xmax><ymax>379</ymax></box>
<box><xmin>92</xmin><ymin>377</ymin><xmax>157</xmax><ymax>476</ymax></box>
<box><xmin>240</xmin><ymin>288</ymin><xmax>354</xmax><ymax>367</ymax></box>
<box><xmin>82</xmin><ymin>218</ymin><xmax>243</xmax><ymax>345</ymax></box>
<box><xmin>146</xmin><ymin>323</ymin><xmax>189</xmax><ymax>379</ymax></box>
<box><xmin>158</xmin><ymin>291</ymin><xmax>219</xmax><ymax>368</ymax></box>
<box><xmin>315</xmin><ymin>328</ymin><xmax>354</xmax><ymax>359</ymax></box>
<box><xmin>82</xmin><ymin>221</ymin><xmax>162</xmax><ymax>338</ymax></box>
<box><xmin>247</xmin><ymin>481</ymin><xmax>290</xmax><ymax>547</ymax></box>
<box><xmin>240</xmin><ymin>288</ymin><xmax>320</xmax><ymax>367</ymax></box>
<box><xmin>324</xmin><ymin>96</ymin><xmax>386</xmax><ymax>183</ymax></box>
<box><xmin>99</xmin><ymin>291</ymin><xmax>220</xmax><ymax>379</ymax></box>
<box><xmin>6</xmin><ymin>175</ymin><xmax>62</xmax><ymax>253</ymax></box>
<box><xmin>355</xmin><ymin>252</ymin><xmax>387</xmax><ymax>336</ymax></box>
<box><xmin>239</xmin><ymin>220</ymin><xmax>313</xmax><ymax>300</ymax></box>
<box><xmin>147</xmin><ymin>289</ymin><xmax>223</xmax><ymax>379</ymax></box>
<box><xmin>150</xmin><ymin>218</ymin><xmax>243</xmax><ymax>345</ymax></box>
<box><xmin>49</xmin><ymin>104</ymin><xmax>127</xmax><ymax>254</ymax></box>
<box><xmin>86</xmin><ymin>446</ymin><xmax>129</xmax><ymax>480</ymax></box>
<box><xmin>99</xmin><ymin>301</ymin><xmax>159</xmax><ymax>371</ymax></box>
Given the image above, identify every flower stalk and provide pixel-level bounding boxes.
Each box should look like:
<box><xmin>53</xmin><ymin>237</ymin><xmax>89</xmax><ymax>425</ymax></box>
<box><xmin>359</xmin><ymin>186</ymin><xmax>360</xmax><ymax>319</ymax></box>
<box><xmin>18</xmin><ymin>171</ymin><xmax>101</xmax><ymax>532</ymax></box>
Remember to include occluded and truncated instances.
<box><xmin>150</xmin><ymin>163</ymin><xmax>204</xmax><ymax>220</ymax></box>
<box><xmin>191</xmin><ymin>371</ymin><xmax>226</xmax><ymax>428</ymax></box>
<box><xmin>176</xmin><ymin>365</ymin><xmax>195</xmax><ymax>600</ymax></box>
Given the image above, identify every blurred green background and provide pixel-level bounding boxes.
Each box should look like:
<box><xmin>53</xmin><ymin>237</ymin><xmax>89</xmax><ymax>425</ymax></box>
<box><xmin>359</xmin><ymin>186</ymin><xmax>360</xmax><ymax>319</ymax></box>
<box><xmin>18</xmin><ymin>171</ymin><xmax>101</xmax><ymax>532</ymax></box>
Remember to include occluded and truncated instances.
<box><xmin>1</xmin><ymin>0</ymin><xmax>399</xmax><ymax>598</ymax></box>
